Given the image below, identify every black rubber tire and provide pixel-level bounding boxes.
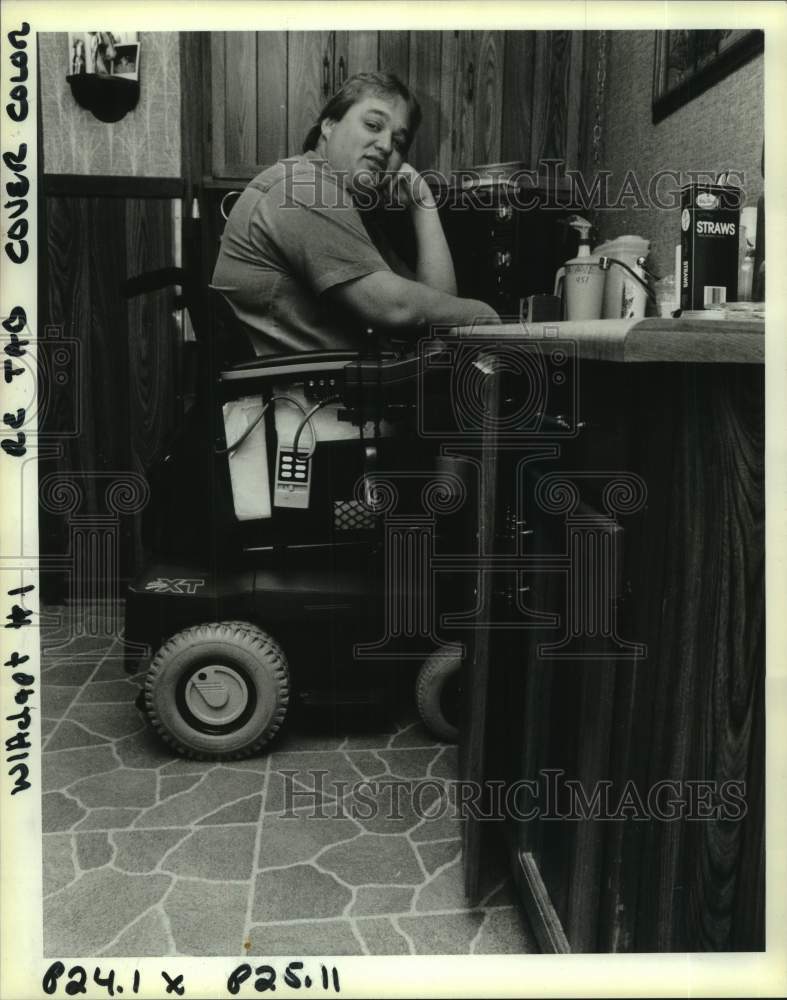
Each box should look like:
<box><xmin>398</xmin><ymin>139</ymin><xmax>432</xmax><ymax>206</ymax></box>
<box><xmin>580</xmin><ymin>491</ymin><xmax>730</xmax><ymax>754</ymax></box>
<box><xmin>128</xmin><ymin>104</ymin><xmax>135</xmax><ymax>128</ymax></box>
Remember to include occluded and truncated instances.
<box><xmin>144</xmin><ymin>621</ymin><xmax>289</xmax><ymax>760</ymax></box>
<box><xmin>416</xmin><ymin>647</ymin><xmax>463</xmax><ymax>743</ymax></box>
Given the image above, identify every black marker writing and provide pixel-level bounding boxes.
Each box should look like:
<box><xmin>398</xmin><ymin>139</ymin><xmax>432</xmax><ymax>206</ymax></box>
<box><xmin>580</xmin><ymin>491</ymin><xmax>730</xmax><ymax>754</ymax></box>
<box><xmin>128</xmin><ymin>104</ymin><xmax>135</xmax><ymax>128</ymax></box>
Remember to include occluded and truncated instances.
<box><xmin>3</xmin><ymin>144</ymin><xmax>29</xmax><ymax>263</ymax></box>
<box><xmin>5</xmin><ymin>22</ymin><xmax>29</xmax><ymax>122</ymax></box>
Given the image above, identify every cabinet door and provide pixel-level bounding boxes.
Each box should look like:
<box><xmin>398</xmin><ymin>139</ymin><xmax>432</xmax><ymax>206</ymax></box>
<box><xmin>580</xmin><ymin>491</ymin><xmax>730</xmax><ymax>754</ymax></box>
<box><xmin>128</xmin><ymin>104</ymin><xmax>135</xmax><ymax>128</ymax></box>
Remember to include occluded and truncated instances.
<box><xmin>287</xmin><ymin>31</ymin><xmax>335</xmax><ymax>157</ymax></box>
<box><xmin>472</xmin><ymin>31</ymin><xmax>504</xmax><ymax>165</ymax></box>
<box><xmin>257</xmin><ymin>32</ymin><xmax>289</xmax><ymax>165</ymax></box>
<box><xmin>211</xmin><ymin>32</ymin><xmax>260</xmax><ymax>177</ymax></box>
<box><xmin>439</xmin><ymin>31</ymin><xmax>504</xmax><ymax>173</ymax></box>
<box><xmin>379</xmin><ymin>31</ymin><xmax>410</xmax><ymax>81</ymax></box>
<box><xmin>439</xmin><ymin>31</ymin><xmax>472</xmax><ymax>171</ymax></box>
<box><xmin>529</xmin><ymin>31</ymin><xmax>585</xmax><ymax>170</ymax></box>
<box><xmin>501</xmin><ymin>32</ymin><xmax>536</xmax><ymax>163</ymax></box>
<box><xmin>334</xmin><ymin>31</ymin><xmax>379</xmax><ymax>83</ymax></box>
<box><xmin>407</xmin><ymin>31</ymin><xmax>445</xmax><ymax>172</ymax></box>
<box><xmin>210</xmin><ymin>32</ymin><xmax>288</xmax><ymax>176</ymax></box>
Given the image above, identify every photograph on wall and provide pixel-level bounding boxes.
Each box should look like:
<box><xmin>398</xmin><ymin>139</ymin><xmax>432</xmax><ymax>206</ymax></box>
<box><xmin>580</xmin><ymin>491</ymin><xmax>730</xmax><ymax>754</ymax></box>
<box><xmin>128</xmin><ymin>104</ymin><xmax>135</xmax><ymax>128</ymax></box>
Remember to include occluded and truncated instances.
<box><xmin>67</xmin><ymin>30</ymin><xmax>138</xmax><ymax>75</ymax></box>
<box><xmin>111</xmin><ymin>43</ymin><xmax>140</xmax><ymax>80</ymax></box>
<box><xmin>1</xmin><ymin>2</ymin><xmax>785</xmax><ymax>1000</ymax></box>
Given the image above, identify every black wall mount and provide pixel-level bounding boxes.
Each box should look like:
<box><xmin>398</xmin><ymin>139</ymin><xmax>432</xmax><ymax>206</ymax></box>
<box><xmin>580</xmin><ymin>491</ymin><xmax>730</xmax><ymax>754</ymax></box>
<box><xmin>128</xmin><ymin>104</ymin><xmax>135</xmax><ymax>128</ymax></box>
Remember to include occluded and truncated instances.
<box><xmin>66</xmin><ymin>74</ymin><xmax>140</xmax><ymax>123</ymax></box>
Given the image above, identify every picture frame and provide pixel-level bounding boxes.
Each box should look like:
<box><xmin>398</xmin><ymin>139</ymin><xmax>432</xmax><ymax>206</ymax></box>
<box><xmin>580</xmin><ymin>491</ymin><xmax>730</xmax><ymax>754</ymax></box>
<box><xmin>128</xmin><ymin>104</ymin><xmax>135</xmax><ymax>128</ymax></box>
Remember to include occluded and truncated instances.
<box><xmin>111</xmin><ymin>43</ymin><xmax>140</xmax><ymax>80</ymax></box>
<box><xmin>652</xmin><ymin>28</ymin><xmax>764</xmax><ymax>123</ymax></box>
<box><xmin>66</xmin><ymin>31</ymin><xmax>138</xmax><ymax>76</ymax></box>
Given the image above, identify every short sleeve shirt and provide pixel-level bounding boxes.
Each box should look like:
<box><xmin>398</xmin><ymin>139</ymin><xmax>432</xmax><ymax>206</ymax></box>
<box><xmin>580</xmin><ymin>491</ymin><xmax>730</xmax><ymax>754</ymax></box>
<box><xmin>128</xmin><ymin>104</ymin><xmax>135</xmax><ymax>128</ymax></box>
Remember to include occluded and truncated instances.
<box><xmin>211</xmin><ymin>152</ymin><xmax>411</xmax><ymax>356</ymax></box>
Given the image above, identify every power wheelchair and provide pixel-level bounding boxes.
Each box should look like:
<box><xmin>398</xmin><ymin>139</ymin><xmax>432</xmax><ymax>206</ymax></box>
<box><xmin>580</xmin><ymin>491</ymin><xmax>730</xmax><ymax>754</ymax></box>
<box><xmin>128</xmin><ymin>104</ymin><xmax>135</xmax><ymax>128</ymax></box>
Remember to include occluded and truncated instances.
<box><xmin>123</xmin><ymin>268</ymin><xmax>473</xmax><ymax>759</ymax></box>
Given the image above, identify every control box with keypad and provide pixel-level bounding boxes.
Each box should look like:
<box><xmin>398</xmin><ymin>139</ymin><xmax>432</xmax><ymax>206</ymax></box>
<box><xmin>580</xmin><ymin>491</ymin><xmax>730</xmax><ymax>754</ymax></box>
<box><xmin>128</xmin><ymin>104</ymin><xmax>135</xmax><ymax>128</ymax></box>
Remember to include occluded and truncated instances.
<box><xmin>273</xmin><ymin>446</ymin><xmax>312</xmax><ymax>509</ymax></box>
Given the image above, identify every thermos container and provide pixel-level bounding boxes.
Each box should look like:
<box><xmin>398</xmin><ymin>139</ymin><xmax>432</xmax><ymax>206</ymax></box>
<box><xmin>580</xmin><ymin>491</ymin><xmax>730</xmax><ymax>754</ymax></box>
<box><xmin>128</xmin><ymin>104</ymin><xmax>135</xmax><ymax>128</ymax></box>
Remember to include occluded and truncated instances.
<box><xmin>594</xmin><ymin>236</ymin><xmax>651</xmax><ymax>319</ymax></box>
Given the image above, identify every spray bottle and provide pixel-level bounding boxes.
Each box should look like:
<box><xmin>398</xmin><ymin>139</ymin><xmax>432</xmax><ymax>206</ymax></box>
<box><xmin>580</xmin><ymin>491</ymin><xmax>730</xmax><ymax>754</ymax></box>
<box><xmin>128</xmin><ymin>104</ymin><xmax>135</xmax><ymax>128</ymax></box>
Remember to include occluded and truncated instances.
<box><xmin>553</xmin><ymin>215</ymin><xmax>606</xmax><ymax>320</ymax></box>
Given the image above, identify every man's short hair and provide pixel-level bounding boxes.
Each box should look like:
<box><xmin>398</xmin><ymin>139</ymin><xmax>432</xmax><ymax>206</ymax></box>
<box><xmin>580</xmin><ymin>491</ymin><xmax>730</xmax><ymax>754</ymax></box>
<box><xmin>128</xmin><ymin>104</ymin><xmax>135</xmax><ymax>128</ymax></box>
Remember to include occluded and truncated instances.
<box><xmin>302</xmin><ymin>71</ymin><xmax>422</xmax><ymax>153</ymax></box>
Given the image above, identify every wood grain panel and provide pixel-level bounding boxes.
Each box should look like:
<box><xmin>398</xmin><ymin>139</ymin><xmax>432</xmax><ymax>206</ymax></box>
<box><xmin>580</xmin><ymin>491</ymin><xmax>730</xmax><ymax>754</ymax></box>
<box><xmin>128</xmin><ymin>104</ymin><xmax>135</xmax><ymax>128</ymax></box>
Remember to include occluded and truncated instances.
<box><xmin>125</xmin><ymin>198</ymin><xmax>178</xmax><ymax>471</ymax></box>
<box><xmin>530</xmin><ymin>31</ymin><xmax>574</xmax><ymax>167</ymax></box>
<box><xmin>42</xmin><ymin>195</ymin><xmax>134</xmax><ymax>580</ymax></box>
<box><xmin>453</xmin><ymin>32</ymin><xmax>476</xmax><ymax>170</ymax></box>
<box><xmin>257</xmin><ymin>31</ymin><xmax>288</xmax><ymax>163</ymax></box>
<box><xmin>224</xmin><ymin>33</ymin><xmax>258</xmax><ymax>171</ymax></box>
<box><xmin>180</xmin><ymin>32</ymin><xmax>209</xmax><ymax>198</ymax></box>
<box><xmin>287</xmin><ymin>32</ymin><xmax>333</xmax><ymax>155</ymax></box>
<box><xmin>473</xmin><ymin>31</ymin><xmax>504</xmax><ymax>165</ymax></box>
<box><xmin>337</xmin><ymin>31</ymin><xmax>379</xmax><ymax>77</ymax></box>
<box><xmin>494</xmin><ymin>360</ymin><xmax>763</xmax><ymax>952</ymax></box>
<box><xmin>437</xmin><ymin>31</ymin><xmax>459</xmax><ymax>175</ymax></box>
<box><xmin>210</xmin><ymin>33</ymin><xmax>227</xmax><ymax>176</ymax></box>
<box><xmin>407</xmin><ymin>31</ymin><xmax>443</xmax><ymax>172</ymax></box>
<box><xmin>379</xmin><ymin>30</ymin><xmax>409</xmax><ymax>81</ymax></box>
<box><xmin>600</xmin><ymin>364</ymin><xmax>765</xmax><ymax>951</ymax></box>
<box><xmin>501</xmin><ymin>32</ymin><xmax>536</xmax><ymax>163</ymax></box>
<box><xmin>564</xmin><ymin>32</ymin><xmax>585</xmax><ymax>171</ymax></box>
<box><xmin>42</xmin><ymin>193</ymin><xmax>182</xmax><ymax>592</ymax></box>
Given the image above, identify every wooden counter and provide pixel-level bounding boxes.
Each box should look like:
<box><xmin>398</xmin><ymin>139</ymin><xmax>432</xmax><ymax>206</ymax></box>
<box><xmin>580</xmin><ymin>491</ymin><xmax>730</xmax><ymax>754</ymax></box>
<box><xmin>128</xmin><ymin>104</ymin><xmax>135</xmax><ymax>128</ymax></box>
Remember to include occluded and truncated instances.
<box><xmin>458</xmin><ymin>328</ymin><xmax>765</xmax><ymax>953</ymax></box>
<box><xmin>452</xmin><ymin>316</ymin><xmax>764</xmax><ymax>364</ymax></box>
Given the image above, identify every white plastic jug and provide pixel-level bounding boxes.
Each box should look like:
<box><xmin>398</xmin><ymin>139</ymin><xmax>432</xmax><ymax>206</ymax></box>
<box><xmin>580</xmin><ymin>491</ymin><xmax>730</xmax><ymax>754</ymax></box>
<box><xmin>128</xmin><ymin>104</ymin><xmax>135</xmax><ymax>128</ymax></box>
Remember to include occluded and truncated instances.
<box><xmin>553</xmin><ymin>257</ymin><xmax>606</xmax><ymax>320</ymax></box>
<box><xmin>595</xmin><ymin>235</ymin><xmax>651</xmax><ymax>319</ymax></box>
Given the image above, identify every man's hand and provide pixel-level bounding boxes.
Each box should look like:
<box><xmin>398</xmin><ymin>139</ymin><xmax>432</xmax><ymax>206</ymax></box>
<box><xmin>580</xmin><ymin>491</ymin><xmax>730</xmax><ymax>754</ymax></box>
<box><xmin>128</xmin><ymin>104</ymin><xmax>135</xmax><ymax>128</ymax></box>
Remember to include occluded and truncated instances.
<box><xmin>384</xmin><ymin>162</ymin><xmax>436</xmax><ymax>210</ymax></box>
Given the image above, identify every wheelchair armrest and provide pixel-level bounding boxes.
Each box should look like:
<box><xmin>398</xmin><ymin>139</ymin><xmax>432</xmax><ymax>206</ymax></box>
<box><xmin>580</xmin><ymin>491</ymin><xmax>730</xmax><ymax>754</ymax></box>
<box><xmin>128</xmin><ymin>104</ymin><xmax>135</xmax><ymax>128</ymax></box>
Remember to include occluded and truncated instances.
<box><xmin>224</xmin><ymin>350</ymin><xmax>363</xmax><ymax>375</ymax></box>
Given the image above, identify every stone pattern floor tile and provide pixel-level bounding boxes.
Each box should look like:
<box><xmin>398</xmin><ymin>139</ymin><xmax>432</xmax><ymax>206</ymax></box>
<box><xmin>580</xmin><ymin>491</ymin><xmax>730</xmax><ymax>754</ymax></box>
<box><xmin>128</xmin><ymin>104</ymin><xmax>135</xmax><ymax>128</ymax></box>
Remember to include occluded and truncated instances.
<box><xmin>39</xmin><ymin>601</ymin><xmax>537</xmax><ymax>958</ymax></box>
<box><xmin>44</xmin><ymin>870</ymin><xmax>171</xmax><ymax>955</ymax></box>
<box><xmin>196</xmin><ymin>794</ymin><xmax>262</xmax><ymax>825</ymax></box>
<box><xmin>356</xmin><ymin>916</ymin><xmax>411</xmax><ymax>954</ymax></box>
<box><xmin>163</xmin><ymin>826</ymin><xmax>257</xmax><ymax>880</ymax></box>
<box><xmin>257</xmin><ymin>810</ymin><xmax>360</xmax><ymax>868</ymax></box>
<box><xmin>252</xmin><ymin>865</ymin><xmax>353</xmax><ymax>922</ymax></box>
<box><xmin>416</xmin><ymin>838</ymin><xmax>462</xmax><ymax>875</ymax></box>
<box><xmin>71</xmin><ymin>768</ymin><xmax>157</xmax><ymax>808</ymax></box>
<box><xmin>43</xmin><ymin>834</ymin><xmax>76</xmax><ymax>896</ymax></box>
<box><xmin>42</xmin><ymin>791</ymin><xmax>86</xmax><ymax>831</ymax></box>
<box><xmin>112</xmin><ymin>829</ymin><xmax>190</xmax><ymax>873</ymax></box>
<box><xmin>164</xmin><ymin>879</ymin><xmax>247</xmax><ymax>955</ymax></box>
<box><xmin>318</xmin><ymin>834</ymin><xmax>423</xmax><ymax>886</ymax></box>
<box><xmin>46</xmin><ymin>720</ymin><xmax>109</xmax><ymax>751</ymax></box>
<box><xmin>473</xmin><ymin>907</ymin><xmax>538</xmax><ymax>954</ymax></box>
<box><xmin>42</xmin><ymin>685</ymin><xmax>80</xmax><ymax>717</ymax></box>
<box><xmin>99</xmin><ymin>908</ymin><xmax>171</xmax><ymax>957</ymax></box>
<box><xmin>350</xmin><ymin>886</ymin><xmax>414</xmax><ymax>917</ymax></box>
<box><xmin>74</xmin><ymin>808</ymin><xmax>141</xmax><ymax>830</ymax></box>
<box><xmin>398</xmin><ymin>911</ymin><xmax>485</xmax><ymax>954</ymax></box>
<box><xmin>75</xmin><ymin>832</ymin><xmax>113</xmax><ymax>870</ymax></box>
<box><xmin>42</xmin><ymin>745</ymin><xmax>119</xmax><ymax>792</ymax></box>
<box><xmin>247</xmin><ymin>920</ymin><xmax>364</xmax><ymax>956</ymax></box>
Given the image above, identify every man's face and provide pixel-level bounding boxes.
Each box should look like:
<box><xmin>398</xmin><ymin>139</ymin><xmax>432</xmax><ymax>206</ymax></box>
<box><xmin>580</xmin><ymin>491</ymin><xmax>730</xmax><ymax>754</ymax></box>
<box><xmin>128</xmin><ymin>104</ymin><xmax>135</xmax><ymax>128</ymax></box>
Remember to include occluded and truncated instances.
<box><xmin>320</xmin><ymin>93</ymin><xmax>411</xmax><ymax>193</ymax></box>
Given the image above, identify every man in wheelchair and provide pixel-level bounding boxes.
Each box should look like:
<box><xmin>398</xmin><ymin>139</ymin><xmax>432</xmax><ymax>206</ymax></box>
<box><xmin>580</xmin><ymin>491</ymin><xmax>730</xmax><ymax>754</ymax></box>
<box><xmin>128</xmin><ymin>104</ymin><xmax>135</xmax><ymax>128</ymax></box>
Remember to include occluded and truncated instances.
<box><xmin>211</xmin><ymin>70</ymin><xmax>498</xmax><ymax>357</ymax></box>
<box><xmin>126</xmin><ymin>73</ymin><xmax>494</xmax><ymax>759</ymax></box>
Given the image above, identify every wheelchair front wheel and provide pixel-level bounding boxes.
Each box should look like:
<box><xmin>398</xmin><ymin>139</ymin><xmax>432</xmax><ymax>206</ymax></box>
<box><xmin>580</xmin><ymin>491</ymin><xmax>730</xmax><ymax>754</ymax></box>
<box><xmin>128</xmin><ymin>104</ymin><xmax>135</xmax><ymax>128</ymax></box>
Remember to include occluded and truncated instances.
<box><xmin>144</xmin><ymin>621</ymin><xmax>289</xmax><ymax>759</ymax></box>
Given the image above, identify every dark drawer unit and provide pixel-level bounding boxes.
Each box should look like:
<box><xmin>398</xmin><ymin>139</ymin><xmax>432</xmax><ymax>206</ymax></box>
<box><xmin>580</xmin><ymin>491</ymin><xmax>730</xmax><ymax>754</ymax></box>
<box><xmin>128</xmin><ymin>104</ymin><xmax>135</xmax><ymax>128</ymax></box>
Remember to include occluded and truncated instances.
<box><xmin>437</xmin><ymin>180</ymin><xmax>580</xmax><ymax>317</ymax></box>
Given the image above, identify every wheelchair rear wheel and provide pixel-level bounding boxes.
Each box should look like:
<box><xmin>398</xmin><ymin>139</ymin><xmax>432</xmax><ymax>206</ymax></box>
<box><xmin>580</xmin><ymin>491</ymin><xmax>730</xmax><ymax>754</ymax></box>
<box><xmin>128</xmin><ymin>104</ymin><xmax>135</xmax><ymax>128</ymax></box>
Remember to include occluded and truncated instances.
<box><xmin>416</xmin><ymin>647</ymin><xmax>463</xmax><ymax>743</ymax></box>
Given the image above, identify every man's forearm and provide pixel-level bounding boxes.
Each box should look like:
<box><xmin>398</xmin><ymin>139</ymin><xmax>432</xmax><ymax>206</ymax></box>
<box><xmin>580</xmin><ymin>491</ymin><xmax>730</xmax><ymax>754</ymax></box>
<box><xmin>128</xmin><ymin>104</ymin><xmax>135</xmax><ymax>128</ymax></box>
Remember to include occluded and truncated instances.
<box><xmin>329</xmin><ymin>269</ymin><xmax>499</xmax><ymax>331</ymax></box>
<box><xmin>410</xmin><ymin>202</ymin><xmax>458</xmax><ymax>296</ymax></box>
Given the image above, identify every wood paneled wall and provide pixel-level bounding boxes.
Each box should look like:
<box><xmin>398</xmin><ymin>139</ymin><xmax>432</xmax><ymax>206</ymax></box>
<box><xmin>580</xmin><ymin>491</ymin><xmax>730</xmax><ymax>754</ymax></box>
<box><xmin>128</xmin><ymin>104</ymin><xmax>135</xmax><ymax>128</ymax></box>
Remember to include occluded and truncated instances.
<box><xmin>207</xmin><ymin>30</ymin><xmax>587</xmax><ymax>180</ymax></box>
<box><xmin>39</xmin><ymin>187</ymin><xmax>183</xmax><ymax>599</ymax></box>
<box><xmin>491</xmin><ymin>361</ymin><xmax>765</xmax><ymax>952</ymax></box>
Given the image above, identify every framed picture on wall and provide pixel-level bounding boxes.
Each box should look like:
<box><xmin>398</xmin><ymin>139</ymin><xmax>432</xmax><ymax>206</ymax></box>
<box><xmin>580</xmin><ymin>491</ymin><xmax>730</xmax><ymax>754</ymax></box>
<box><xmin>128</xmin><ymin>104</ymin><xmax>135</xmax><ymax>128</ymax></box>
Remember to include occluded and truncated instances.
<box><xmin>652</xmin><ymin>29</ymin><xmax>764</xmax><ymax>123</ymax></box>
<box><xmin>67</xmin><ymin>31</ymin><xmax>138</xmax><ymax>75</ymax></box>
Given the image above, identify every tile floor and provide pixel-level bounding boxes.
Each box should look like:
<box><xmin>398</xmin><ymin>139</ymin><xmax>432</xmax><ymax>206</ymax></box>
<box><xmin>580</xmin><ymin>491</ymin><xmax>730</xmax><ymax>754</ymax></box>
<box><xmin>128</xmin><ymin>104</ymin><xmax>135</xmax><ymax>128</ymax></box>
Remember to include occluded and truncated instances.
<box><xmin>40</xmin><ymin>604</ymin><xmax>538</xmax><ymax>957</ymax></box>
